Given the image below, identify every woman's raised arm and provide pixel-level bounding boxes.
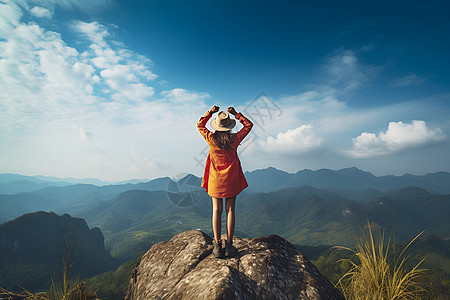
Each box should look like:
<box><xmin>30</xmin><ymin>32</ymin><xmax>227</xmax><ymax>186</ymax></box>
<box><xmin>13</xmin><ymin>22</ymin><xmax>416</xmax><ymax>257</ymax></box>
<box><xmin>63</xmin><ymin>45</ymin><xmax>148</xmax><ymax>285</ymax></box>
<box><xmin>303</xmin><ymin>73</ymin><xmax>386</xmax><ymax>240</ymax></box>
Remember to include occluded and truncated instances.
<box><xmin>227</xmin><ymin>107</ymin><xmax>253</xmax><ymax>143</ymax></box>
<box><xmin>197</xmin><ymin>105</ymin><xmax>219</xmax><ymax>141</ymax></box>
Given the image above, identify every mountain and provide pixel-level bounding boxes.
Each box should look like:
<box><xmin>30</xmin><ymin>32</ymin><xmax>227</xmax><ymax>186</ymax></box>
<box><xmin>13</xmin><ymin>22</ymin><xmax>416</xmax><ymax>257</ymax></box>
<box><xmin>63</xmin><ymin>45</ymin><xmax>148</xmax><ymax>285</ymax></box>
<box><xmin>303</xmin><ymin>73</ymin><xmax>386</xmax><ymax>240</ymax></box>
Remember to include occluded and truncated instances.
<box><xmin>69</xmin><ymin>182</ymin><xmax>450</xmax><ymax>262</ymax></box>
<box><xmin>236</xmin><ymin>185</ymin><xmax>366</xmax><ymax>246</ymax></box>
<box><xmin>0</xmin><ymin>211</ymin><xmax>114</xmax><ymax>292</ymax></box>
<box><xmin>379</xmin><ymin>172</ymin><xmax>450</xmax><ymax>194</ymax></box>
<box><xmin>75</xmin><ymin>174</ymin><xmax>255</xmax><ymax>261</ymax></box>
<box><xmin>0</xmin><ymin>173</ymin><xmax>111</xmax><ymax>186</ymax></box>
<box><xmin>0</xmin><ymin>177</ymin><xmax>175</xmax><ymax>224</ymax></box>
<box><xmin>0</xmin><ymin>173</ymin><xmax>73</xmax><ymax>194</ymax></box>
<box><xmin>386</xmin><ymin>187</ymin><xmax>450</xmax><ymax>237</ymax></box>
<box><xmin>3</xmin><ymin>167</ymin><xmax>450</xmax><ymax>196</ymax></box>
<box><xmin>241</xmin><ymin>167</ymin><xmax>292</xmax><ymax>193</ymax></box>
<box><xmin>2</xmin><ymin>168</ymin><xmax>449</xmax><ymax>225</ymax></box>
<box><xmin>238</xmin><ymin>185</ymin><xmax>450</xmax><ymax>246</ymax></box>
<box><xmin>1</xmin><ymin>169</ymin><xmax>449</xmax><ymax>297</ymax></box>
<box><xmin>0</xmin><ymin>173</ymin><xmax>158</xmax><ymax>195</ymax></box>
<box><xmin>31</xmin><ymin>174</ymin><xmax>111</xmax><ymax>186</ymax></box>
<box><xmin>0</xmin><ymin>173</ymin><xmax>44</xmax><ymax>184</ymax></box>
<box><xmin>77</xmin><ymin>188</ymin><xmax>214</xmax><ymax>260</ymax></box>
<box><xmin>361</xmin><ymin>186</ymin><xmax>450</xmax><ymax>241</ymax></box>
<box><xmin>1</xmin><ymin>168</ymin><xmax>449</xmax><ymax>261</ymax></box>
<box><xmin>0</xmin><ymin>180</ymin><xmax>69</xmax><ymax>194</ymax></box>
<box><xmin>0</xmin><ymin>173</ymin><xmax>108</xmax><ymax>194</ymax></box>
<box><xmin>80</xmin><ymin>190</ymin><xmax>175</xmax><ymax>236</ymax></box>
<box><xmin>244</xmin><ymin>167</ymin><xmax>381</xmax><ymax>193</ymax></box>
<box><xmin>289</xmin><ymin>167</ymin><xmax>382</xmax><ymax>191</ymax></box>
<box><xmin>0</xmin><ymin>185</ymin><xmax>109</xmax><ymax>224</ymax></box>
<box><xmin>245</xmin><ymin>167</ymin><xmax>450</xmax><ymax>194</ymax></box>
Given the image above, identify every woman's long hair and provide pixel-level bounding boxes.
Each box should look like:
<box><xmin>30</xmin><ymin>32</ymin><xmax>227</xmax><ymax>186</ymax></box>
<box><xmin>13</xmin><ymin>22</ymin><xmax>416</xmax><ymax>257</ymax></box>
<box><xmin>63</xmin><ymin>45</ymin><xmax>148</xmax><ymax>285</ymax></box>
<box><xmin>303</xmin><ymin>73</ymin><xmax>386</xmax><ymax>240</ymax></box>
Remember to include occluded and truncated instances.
<box><xmin>212</xmin><ymin>131</ymin><xmax>235</xmax><ymax>150</ymax></box>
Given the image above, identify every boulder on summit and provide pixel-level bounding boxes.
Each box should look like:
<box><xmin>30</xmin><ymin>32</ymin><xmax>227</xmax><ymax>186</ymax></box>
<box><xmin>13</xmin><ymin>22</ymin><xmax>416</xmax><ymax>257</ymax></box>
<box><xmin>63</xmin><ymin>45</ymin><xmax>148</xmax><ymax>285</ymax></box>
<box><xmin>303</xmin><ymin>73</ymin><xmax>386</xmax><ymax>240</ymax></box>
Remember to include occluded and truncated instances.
<box><xmin>125</xmin><ymin>230</ymin><xmax>344</xmax><ymax>300</ymax></box>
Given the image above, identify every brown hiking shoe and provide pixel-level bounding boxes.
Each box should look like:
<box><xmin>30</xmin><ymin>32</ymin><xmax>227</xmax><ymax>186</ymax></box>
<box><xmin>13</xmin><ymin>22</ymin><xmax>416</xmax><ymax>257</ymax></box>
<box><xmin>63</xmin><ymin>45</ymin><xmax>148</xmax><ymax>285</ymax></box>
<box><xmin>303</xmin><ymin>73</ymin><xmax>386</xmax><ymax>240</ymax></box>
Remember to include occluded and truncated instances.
<box><xmin>212</xmin><ymin>239</ymin><xmax>224</xmax><ymax>258</ymax></box>
<box><xmin>224</xmin><ymin>240</ymin><xmax>237</xmax><ymax>258</ymax></box>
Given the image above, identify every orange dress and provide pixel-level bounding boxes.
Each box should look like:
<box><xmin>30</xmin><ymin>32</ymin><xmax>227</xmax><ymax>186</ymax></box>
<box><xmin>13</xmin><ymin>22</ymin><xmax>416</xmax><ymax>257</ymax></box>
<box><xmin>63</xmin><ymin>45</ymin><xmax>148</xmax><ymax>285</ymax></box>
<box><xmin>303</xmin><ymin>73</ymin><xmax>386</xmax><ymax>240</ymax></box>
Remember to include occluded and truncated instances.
<box><xmin>197</xmin><ymin>112</ymin><xmax>253</xmax><ymax>198</ymax></box>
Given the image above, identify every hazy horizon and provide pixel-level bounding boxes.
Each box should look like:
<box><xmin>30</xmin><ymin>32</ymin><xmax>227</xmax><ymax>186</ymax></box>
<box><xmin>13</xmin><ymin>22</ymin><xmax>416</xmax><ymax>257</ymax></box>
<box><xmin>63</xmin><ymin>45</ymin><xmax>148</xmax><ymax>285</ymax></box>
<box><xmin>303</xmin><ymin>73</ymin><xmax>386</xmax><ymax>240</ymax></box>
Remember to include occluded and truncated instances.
<box><xmin>2</xmin><ymin>165</ymin><xmax>449</xmax><ymax>185</ymax></box>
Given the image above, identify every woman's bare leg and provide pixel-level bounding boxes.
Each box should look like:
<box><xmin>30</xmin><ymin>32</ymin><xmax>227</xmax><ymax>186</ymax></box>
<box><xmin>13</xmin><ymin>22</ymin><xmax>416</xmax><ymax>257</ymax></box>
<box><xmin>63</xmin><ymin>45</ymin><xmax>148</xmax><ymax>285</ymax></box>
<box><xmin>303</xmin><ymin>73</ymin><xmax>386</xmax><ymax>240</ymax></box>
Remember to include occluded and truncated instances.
<box><xmin>212</xmin><ymin>197</ymin><xmax>223</xmax><ymax>242</ymax></box>
<box><xmin>225</xmin><ymin>197</ymin><xmax>236</xmax><ymax>244</ymax></box>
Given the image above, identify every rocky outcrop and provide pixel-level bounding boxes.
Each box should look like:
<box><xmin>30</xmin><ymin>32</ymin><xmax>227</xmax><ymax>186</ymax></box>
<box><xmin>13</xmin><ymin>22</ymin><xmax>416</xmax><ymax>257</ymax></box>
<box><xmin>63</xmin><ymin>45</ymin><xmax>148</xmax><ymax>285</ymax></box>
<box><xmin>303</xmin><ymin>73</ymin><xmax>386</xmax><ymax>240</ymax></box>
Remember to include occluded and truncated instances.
<box><xmin>125</xmin><ymin>230</ymin><xmax>344</xmax><ymax>300</ymax></box>
<box><xmin>0</xmin><ymin>211</ymin><xmax>114</xmax><ymax>292</ymax></box>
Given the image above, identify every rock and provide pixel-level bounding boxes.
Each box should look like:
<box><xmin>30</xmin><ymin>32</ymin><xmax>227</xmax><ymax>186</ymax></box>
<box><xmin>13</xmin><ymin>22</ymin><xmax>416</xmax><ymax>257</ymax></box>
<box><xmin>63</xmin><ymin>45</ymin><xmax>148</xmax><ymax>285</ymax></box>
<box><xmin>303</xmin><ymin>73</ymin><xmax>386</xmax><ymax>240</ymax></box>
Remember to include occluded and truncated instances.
<box><xmin>125</xmin><ymin>230</ymin><xmax>344</xmax><ymax>300</ymax></box>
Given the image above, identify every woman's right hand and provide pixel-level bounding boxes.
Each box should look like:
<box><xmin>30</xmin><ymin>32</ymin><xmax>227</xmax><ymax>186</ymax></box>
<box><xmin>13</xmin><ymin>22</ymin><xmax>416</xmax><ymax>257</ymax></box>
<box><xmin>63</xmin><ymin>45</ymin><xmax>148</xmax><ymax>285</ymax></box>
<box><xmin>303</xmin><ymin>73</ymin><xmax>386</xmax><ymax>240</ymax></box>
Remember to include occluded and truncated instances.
<box><xmin>227</xmin><ymin>107</ymin><xmax>237</xmax><ymax>115</ymax></box>
<box><xmin>209</xmin><ymin>105</ymin><xmax>219</xmax><ymax>115</ymax></box>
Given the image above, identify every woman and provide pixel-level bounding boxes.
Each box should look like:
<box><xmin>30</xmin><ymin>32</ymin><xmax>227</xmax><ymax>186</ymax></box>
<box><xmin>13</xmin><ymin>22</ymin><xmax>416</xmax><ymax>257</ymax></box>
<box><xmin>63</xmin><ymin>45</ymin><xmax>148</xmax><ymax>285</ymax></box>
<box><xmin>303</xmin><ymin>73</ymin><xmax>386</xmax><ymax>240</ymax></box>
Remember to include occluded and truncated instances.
<box><xmin>197</xmin><ymin>105</ymin><xmax>253</xmax><ymax>258</ymax></box>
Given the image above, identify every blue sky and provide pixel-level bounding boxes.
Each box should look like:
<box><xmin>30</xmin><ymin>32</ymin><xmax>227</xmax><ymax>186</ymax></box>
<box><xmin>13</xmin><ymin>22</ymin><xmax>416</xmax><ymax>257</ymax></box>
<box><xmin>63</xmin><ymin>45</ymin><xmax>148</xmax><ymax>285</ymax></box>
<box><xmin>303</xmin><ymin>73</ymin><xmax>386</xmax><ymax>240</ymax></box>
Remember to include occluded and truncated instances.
<box><xmin>1</xmin><ymin>0</ymin><xmax>449</xmax><ymax>181</ymax></box>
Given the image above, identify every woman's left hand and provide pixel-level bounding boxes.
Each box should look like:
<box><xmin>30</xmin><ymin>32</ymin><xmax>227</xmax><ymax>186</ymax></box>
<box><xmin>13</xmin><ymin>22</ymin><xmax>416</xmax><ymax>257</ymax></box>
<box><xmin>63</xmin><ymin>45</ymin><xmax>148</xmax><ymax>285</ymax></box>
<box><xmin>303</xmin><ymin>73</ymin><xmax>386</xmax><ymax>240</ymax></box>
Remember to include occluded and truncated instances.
<box><xmin>209</xmin><ymin>105</ymin><xmax>219</xmax><ymax>115</ymax></box>
<box><xmin>227</xmin><ymin>107</ymin><xmax>237</xmax><ymax>115</ymax></box>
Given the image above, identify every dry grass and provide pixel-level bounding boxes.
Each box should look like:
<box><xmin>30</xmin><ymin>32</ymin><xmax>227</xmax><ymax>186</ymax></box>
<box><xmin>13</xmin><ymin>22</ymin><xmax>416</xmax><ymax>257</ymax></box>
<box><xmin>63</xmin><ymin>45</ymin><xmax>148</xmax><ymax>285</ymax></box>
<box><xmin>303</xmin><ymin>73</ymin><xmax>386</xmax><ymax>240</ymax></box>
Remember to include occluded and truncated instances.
<box><xmin>0</xmin><ymin>282</ymin><xmax>98</xmax><ymax>300</ymax></box>
<box><xmin>334</xmin><ymin>222</ymin><xmax>431</xmax><ymax>300</ymax></box>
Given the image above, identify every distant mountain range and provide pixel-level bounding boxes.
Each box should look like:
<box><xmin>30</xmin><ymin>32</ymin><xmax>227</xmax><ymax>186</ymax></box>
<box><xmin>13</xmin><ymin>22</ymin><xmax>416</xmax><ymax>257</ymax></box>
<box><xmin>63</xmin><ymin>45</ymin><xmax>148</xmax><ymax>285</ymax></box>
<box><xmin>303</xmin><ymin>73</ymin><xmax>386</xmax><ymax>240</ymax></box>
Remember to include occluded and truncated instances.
<box><xmin>2</xmin><ymin>167</ymin><xmax>450</xmax><ymax>195</ymax></box>
<box><xmin>244</xmin><ymin>167</ymin><xmax>450</xmax><ymax>194</ymax></box>
<box><xmin>1</xmin><ymin>167</ymin><xmax>449</xmax><ymax>225</ymax></box>
<box><xmin>0</xmin><ymin>177</ymin><xmax>174</xmax><ymax>223</ymax></box>
<box><xmin>1</xmin><ymin>167</ymin><xmax>449</xmax><ymax>294</ymax></box>
<box><xmin>0</xmin><ymin>173</ymin><xmax>150</xmax><ymax>195</ymax></box>
<box><xmin>1</xmin><ymin>168</ymin><xmax>449</xmax><ymax>250</ymax></box>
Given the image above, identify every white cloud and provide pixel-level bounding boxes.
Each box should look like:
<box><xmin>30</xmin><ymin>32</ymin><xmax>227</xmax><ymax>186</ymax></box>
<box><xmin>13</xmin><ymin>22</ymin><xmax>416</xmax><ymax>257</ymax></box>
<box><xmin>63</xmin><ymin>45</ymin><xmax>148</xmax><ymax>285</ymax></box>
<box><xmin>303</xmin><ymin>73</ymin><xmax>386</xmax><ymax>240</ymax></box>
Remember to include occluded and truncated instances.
<box><xmin>70</xmin><ymin>21</ymin><xmax>158</xmax><ymax>102</ymax></box>
<box><xmin>258</xmin><ymin>125</ymin><xmax>323</xmax><ymax>155</ymax></box>
<box><xmin>100</xmin><ymin>64</ymin><xmax>155</xmax><ymax>101</ymax></box>
<box><xmin>1</xmin><ymin>1</ymin><xmax>448</xmax><ymax>180</ymax></box>
<box><xmin>279</xmin><ymin>89</ymin><xmax>346</xmax><ymax>115</ymax></box>
<box><xmin>73</xmin><ymin>125</ymin><xmax>91</xmax><ymax>141</ymax></box>
<box><xmin>239</xmin><ymin>88</ymin><xmax>347</xmax><ymax>145</ymax></box>
<box><xmin>30</xmin><ymin>6</ymin><xmax>53</xmax><ymax>18</ymax></box>
<box><xmin>161</xmin><ymin>88</ymin><xmax>210</xmax><ymax>103</ymax></box>
<box><xmin>21</xmin><ymin>0</ymin><xmax>116</xmax><ymax>13</ymax></box>
<box><xmin>348</xmin><ymin>120</ymin><xmax>446</xmax><ymax>158</ymax></box>
<box><xmin>72</xmin><ymin>20</ymin><xmax>109</xmax><ymax>47</ymax></box>
<box><xmin>323</xmin><ymin>49</ymin><xmax>377</xmax><ymax>92</ymax></box>
<box><xmin>0</xmin><ymin>5</ymin><xmax>97</xmax><ymax>131</ymax></box>
<box><xmin>0</xmin><ymin>1</ymin><xmax>211</xmax><ymax>181</ymax></box>
<box><xmin>391</xmin><ymin>74</ymin><xmax>425</xmax><ymax>87</ymax></box>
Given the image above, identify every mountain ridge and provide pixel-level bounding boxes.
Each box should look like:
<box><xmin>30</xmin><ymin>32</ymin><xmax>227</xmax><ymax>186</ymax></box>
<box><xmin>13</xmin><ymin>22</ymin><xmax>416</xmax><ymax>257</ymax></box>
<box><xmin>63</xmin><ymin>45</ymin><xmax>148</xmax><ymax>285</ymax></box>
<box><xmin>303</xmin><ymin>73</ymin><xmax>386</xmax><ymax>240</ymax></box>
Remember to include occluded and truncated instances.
<box><xmin>1</xmin><ymin>167</ymin><xmax>449</xmax><ymax>225</ymax></box>
<box><xmin>245</xmin><ymin>167</ymin><xmax>450</xmax><ymax>194</ymax></box>
<box><xmin>1</xmin><ymin>182</ymin><xmax>449</xmax><ymax>296</ymax></box>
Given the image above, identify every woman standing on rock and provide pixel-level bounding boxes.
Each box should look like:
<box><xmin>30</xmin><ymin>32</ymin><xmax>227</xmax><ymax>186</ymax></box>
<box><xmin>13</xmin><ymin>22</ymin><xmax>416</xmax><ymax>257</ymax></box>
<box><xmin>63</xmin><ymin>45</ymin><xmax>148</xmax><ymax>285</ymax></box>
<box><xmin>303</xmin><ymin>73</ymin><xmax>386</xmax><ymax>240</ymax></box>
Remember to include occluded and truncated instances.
<box><xmin>197</xmin><ymin>105</ymin><xmax>253</xmax><ymax>258</ymax></box>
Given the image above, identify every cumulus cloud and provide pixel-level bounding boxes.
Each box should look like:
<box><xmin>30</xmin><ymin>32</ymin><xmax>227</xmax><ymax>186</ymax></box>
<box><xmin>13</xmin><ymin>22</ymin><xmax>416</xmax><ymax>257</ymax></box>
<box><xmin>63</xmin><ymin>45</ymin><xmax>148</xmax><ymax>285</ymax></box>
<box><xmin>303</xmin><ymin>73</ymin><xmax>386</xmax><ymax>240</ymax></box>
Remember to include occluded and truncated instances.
<box><xmin>258</xmin><ymin>125</ymin><xmax>323</xmax><ymax>155</ymax></box>
<box><xmin>70</xmin><ymin>21</ymin><xmax>158</xmax><ymax>102</ymax></box>
<box><xmin>0</xmin><ymin>1</ymin><xmax>210</xmax><ymax>180</ymax></box>
<box><xmin>348</xmin><ymin>120</ymin><xmax>446</xmax><ymax>158</ymax></box>
<box><xmin>30</xmin><ymin>6</ymin><xmax>53</xmax><ymax>18</ymax></box>
<box><xmin>100</xmin><ymin>64</ymin><xmax>155</xmax><ymax>101</ymax></box>
<box><xmin>72</xmin><ymin>20</ymin><xmax>110</xmax><ymax>46</ymax></box>
<box><xmin>0</xmin><ymin>4</ymin><xmax>96</xmax><ymax>131</ymax></box>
